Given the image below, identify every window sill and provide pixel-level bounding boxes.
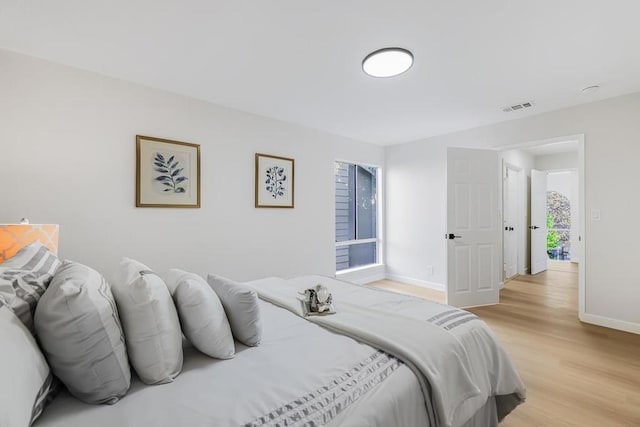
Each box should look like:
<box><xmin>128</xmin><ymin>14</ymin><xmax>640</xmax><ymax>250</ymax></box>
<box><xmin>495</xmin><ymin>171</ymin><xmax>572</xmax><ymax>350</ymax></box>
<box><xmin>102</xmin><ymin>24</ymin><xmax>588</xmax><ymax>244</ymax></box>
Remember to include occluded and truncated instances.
<box><xmin>335</xmin><ymin>263</ymin><xmax>385</xmax><ymax>285</ymax></box>
<box><xmin>336</xmin><ymin>263</ymin><xmax>384</xmax><ymax>275</ymax></box>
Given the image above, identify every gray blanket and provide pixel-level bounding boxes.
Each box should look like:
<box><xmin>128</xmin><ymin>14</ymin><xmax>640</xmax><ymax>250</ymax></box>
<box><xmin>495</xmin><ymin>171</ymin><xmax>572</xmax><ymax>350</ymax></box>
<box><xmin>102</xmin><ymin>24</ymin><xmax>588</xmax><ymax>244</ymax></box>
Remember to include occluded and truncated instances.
<box><xmin>250</xmin><ymin>275</ymin><xmax>525</xmax><ymax>427</ymax></box>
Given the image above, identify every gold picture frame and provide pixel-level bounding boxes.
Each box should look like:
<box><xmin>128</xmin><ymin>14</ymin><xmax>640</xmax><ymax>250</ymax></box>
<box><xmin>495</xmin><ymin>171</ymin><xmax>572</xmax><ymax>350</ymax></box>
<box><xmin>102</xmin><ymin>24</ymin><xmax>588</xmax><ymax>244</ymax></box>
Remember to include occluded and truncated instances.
<box><xmin>255</xmin><ymin>153</ymin><xmax>295</xmax><ymax>208</ymax></box>
<box><xmin>136</xmin><ymin>135</ymin><xmax>201</xmax><ymax>208</ymax></box>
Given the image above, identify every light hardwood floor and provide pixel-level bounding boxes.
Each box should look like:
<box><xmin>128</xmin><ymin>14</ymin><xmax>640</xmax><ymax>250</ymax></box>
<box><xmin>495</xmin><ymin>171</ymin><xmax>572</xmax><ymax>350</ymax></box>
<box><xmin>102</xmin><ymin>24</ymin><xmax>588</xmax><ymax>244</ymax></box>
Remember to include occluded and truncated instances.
<box><xmin>370</xmin><ymin>262</ymin><xmax>640</xmax><ymax>426</ymax></box>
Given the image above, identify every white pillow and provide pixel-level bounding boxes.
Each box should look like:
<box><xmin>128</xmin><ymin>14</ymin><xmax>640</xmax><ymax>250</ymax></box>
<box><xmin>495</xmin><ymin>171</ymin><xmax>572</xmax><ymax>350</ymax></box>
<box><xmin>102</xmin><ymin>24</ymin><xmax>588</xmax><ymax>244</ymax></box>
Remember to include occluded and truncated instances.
<box><xmin>166</xmin><ymin>269</ymin><xmax>234</xmax><ymax>359</ymax></box>
<box><xmin>0</xmin><ymin>305</ymin><xmax>55</xmax><ymax>426</ymax></box>
<box><xmin>35</xmin><ymin>261</ymin><xmax>131</xmax><ymax>404</ymax></box>
<box><xmin>111</xmin><ymin>258</ymin><xmax>183</xmax><ymax>385</ymax></box>
<box><xmin>206</xmin><ymin>274</ymin><xmax>262</xmax><ymax>347</ymax></box>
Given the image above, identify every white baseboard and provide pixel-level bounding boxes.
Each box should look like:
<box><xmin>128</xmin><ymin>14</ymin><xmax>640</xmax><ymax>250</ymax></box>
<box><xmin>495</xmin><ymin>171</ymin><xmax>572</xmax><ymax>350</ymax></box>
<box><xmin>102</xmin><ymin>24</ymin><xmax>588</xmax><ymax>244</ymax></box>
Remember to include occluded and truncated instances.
<box><xmin>580</xmin><ymin>313</ymin><xmax>640</xmax><ymax>335</ymax></box>
<box><xmin>385</xmin><ymin>273</ymin><xmax>445</xmax><ymax>292</ymax></box>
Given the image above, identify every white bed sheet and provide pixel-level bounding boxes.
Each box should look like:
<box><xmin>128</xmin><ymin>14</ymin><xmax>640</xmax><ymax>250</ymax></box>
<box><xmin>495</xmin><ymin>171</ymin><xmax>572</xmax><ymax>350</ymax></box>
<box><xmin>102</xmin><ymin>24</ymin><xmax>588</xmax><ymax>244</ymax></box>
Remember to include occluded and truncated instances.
<box><xmin>35</xmin><ymin>298</ymin><xmax>429</xmax><ymax>427</ymax></box>
<box><xmin>249</xmin><ymin>275</ymin><xmax>525</xmax><ymax>427</ymax></box>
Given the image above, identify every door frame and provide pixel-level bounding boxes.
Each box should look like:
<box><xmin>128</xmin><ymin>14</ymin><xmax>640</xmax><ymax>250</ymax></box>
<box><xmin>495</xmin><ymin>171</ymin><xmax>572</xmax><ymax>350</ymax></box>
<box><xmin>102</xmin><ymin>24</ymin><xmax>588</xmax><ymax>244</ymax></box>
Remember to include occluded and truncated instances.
<box><xmin>496</xmin><ymin>134</ymin><xmax>586</xmax><ymax>318</ymax></box>
<box><xmin>502</xmin><ymin>161</ymin><xmax>523</xmax><ymax>281</ymax></box>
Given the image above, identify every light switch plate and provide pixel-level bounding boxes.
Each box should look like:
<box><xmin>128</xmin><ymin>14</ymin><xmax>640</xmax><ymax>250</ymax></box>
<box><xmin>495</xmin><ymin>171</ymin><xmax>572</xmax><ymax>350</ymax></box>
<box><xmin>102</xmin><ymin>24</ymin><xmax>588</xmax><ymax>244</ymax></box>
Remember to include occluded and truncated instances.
<box><xmin>591</xmin><ymin>209</ymin><xmax>601</xmax><ymax>221</ymax></box>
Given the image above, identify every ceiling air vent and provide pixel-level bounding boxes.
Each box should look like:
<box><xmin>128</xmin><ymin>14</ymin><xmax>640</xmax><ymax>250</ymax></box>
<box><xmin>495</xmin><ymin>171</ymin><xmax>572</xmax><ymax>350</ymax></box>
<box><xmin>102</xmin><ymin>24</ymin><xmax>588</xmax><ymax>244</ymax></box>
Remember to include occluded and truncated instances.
<box><xmin>502</xmin><ymin>101</ymin><xmax>534</xmax><ymax>113</ymax></box>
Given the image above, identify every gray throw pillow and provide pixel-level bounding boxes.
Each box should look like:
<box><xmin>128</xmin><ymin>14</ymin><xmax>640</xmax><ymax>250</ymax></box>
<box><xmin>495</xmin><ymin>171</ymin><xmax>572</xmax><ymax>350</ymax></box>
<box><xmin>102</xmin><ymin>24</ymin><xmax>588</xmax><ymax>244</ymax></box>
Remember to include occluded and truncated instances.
<box><xmin>166</xmin><ymin>270</ymin><xmax>235</xmax><ymax>359</ymax></box>
<box><xmin>0</xmin><ymin>242</ymin><xmax>61</xmax><ymax>333</ymax></box>
<box><xmin>0</xmin><ymin>304</ymin><xmax>55</xmax><ymax>426</ymax></box>
<box><xmin>206</xmin><ymin>274</ymin><xmax>262</xmax><ymax>347</ymax></box>
<box><xmin>34</xmin><ymin>261</ymin><xmax>131</xmax><ymax>404</ymax></box>
<box><xmin>1</xmin><ymin>241</ymin><xmax>61</xmax><ymax>275</ymax></box>
<box><xmin>111</xmin><ymin>258</ymin><xmax>183</xmax><ymax>385</ymax></box>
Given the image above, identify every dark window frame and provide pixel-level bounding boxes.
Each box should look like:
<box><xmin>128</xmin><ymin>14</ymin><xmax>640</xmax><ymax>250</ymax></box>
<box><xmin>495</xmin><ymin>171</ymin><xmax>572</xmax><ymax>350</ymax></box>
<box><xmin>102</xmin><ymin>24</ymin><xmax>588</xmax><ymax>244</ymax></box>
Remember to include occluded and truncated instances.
<box><xmin>335</xmin><ymin>161</ymin><xmax>380</xmax><ymax>272</ymax></box>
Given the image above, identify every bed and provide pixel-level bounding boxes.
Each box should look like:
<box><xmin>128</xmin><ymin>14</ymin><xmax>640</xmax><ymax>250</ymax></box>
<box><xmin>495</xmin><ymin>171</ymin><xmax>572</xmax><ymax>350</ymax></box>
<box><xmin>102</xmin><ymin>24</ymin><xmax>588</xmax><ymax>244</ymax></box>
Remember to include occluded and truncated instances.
<box><xmin>34</xmin><ymin>275</ymin><xmax>525</xmax><ymax>427</ymax></box>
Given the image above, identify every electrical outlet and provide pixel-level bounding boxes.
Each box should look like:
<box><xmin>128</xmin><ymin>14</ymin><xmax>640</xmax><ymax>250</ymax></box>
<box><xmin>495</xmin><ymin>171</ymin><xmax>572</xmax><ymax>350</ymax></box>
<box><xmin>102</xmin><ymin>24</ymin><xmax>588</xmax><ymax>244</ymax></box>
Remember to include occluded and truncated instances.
<box><xmin>426</xmin><ymin>265</ymin><xmax>433</xmax><ymax>276</ymax></box>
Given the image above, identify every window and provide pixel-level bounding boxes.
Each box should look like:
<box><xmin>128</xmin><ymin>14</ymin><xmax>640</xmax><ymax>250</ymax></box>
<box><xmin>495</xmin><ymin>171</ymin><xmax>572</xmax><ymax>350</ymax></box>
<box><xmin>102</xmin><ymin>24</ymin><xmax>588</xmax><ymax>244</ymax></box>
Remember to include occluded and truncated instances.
<box><xmin>335</xmin><ymin>161</ymin><xmax>379</xmax><ymax>271</ymax></box>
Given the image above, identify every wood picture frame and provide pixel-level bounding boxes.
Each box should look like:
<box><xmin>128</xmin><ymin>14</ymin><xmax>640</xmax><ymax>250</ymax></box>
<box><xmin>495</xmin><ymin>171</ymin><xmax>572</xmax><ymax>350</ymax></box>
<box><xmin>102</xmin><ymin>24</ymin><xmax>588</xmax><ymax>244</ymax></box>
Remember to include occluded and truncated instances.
<box><xmin>255</xmin><ymin>153</ymin><xmax>295</xmax><ymax>208</ymax></box>
<box><xmin>136</xmin><ymin>135</ymin><xmax>201</xmax><ymax>208</ymax></box>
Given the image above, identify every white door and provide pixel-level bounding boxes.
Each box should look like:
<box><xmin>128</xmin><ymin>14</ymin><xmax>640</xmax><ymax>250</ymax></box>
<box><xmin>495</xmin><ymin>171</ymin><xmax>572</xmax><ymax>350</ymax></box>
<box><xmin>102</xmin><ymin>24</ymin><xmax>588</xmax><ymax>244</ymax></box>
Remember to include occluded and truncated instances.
<box><xmin>446</xmin><ymin>147</ymin><xmax>501</xmax><ymax>308</ymax></box>
<box><xmin>530</xmin><ymin>169</ymin><xmax>548</xmax><ymax>274</ymax></box>
<box><xmin>503</xmin><ymin>166</ymin><xmax>519</xmax><ymax>279</ymax></box>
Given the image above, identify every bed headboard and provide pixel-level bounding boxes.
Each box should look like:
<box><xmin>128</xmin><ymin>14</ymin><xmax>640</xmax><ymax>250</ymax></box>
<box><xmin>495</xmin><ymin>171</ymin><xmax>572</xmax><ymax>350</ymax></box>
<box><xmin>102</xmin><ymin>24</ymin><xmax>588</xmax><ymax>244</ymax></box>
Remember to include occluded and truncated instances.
<box><xmin>0</xmin><ymin>224</ymin><xmax>59</xmax><ymax>263</ymax></box>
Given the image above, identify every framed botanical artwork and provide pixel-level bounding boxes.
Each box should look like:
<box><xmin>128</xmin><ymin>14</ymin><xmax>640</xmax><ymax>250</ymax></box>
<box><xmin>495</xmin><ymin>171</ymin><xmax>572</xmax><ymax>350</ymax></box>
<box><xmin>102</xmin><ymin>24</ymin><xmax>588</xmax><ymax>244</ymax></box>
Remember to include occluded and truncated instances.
<box><xmin>255</xmin><ymin>153</ymin><xmax>295</xmax><ymax>208</ymax></box>
<box><xmin>136</xmin><ymin>135</ymin><xmax>201</xmax><ymax>208</ymax></box>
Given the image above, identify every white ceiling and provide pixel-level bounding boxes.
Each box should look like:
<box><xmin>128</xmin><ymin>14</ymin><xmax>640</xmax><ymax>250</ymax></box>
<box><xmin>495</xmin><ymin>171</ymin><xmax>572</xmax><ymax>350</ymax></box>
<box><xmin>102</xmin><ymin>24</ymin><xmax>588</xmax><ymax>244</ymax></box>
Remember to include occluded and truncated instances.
<box><xmin>1</xmin><ymin>1</ymin><xmax>640</xmax><ymax>145</ymax></box>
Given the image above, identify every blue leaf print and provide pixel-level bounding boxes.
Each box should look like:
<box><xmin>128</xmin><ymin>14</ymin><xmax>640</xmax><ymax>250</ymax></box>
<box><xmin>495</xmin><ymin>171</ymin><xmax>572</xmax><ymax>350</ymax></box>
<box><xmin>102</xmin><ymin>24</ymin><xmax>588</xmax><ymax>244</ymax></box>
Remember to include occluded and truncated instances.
<box><xmin>153</xmin><ymin>152</ymin><xmax>189</xmax><ymax>193</ymax></box>
<box><xmin>265</xmin><ymin>165</ymin><xmax>287</xmax><ymax>199</ymax></box>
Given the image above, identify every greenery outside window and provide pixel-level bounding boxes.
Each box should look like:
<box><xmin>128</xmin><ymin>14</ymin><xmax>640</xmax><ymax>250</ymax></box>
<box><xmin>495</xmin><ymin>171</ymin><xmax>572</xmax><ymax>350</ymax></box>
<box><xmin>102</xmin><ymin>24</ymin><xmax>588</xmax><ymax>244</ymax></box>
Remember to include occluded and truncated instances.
<box><xmin>547</xmin><ymin>190</ymin><xmax>571</xmax><ymax>260</ymax></box>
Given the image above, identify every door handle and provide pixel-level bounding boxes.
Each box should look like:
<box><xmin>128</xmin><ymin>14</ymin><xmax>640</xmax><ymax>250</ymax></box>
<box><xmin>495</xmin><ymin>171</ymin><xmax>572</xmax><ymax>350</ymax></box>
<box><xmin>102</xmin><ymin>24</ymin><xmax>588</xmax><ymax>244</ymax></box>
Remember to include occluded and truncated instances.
<box><xmin>529</xmin><ymin>225</ymin><xmax>539</xmax><ymax>230</ymax></box>
<box><xmin>446</xmin><ymin>233</ymin><xmax>462</xmax><ymax>240</ymax></box>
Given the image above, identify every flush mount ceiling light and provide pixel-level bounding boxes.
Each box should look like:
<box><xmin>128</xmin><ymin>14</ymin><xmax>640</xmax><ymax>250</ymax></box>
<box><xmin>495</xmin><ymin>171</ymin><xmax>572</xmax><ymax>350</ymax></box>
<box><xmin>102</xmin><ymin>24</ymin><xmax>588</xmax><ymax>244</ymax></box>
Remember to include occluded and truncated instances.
<box><xmin>581</xmin><ymin>85</ymin><xmax>600</xmax><ymax>95</ymax></box>
<box><xmin>362</xmin><ymin>47</ymin><xmax>413</xmax><ymax>78</ymax></box>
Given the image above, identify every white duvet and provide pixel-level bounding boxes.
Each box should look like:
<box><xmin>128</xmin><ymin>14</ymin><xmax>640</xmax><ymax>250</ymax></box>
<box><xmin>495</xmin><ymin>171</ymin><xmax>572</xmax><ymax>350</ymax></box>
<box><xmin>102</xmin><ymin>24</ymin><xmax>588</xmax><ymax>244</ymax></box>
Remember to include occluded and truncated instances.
<box><xmin>250</xmin><ymin>275</ymin><xmax>526</xmax><ymax>427</ymax></box>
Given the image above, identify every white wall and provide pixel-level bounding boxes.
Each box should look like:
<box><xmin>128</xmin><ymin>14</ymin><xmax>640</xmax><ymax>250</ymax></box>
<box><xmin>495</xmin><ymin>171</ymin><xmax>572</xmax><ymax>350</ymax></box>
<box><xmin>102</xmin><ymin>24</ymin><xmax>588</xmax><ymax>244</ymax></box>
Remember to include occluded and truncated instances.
<box><xmin>547</xmin><ymin>172</ymin><xmax>573</xmax><ymax>198</ymax></box>
<box><xmin>502</xmin><ymin>149</ymin><xmax>535</xmax><ymax>175</ymax></box>
<box><xmin>534</xmin><ymin>151</ymin><xmax>578</xmax><ymax>170</ymax></box>
<box><xmin>385</xmin><ymin>140</ymin><xmax>447</xmax><ymax>288</ymax></box>
<box><xmin>0</xmin><ymin>50</ymin><xmax>384</xmax><ymax>282</ymax></box>
<box><xmin>385</xmin><ymin>91</ymin><xmax>640</xmax><ymax>332</ymax></box>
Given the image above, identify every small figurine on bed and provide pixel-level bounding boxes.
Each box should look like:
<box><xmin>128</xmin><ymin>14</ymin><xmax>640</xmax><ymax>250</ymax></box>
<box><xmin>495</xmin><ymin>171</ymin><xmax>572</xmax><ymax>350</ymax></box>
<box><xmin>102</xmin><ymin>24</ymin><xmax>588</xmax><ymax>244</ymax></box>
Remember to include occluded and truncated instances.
<box><xmin>303</xmin><ymin>284</ymin><xmax>335</xmax><ymax>316</ymax></box>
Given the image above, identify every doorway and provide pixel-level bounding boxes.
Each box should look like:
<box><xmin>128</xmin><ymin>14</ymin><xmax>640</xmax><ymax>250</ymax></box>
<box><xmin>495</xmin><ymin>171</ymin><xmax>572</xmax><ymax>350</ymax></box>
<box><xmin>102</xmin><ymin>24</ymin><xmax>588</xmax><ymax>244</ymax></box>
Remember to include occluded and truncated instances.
<box><xmin>499</xmin><ymin>135</ymin><xmax>585</xmax><ymax>317</ymax></box>
<box><xmin>530</xmin><ymin>169</ymin><xmax>579</xmax><ymax>273</ymax></box>
<box><xmin>445</xmin><ymin>135</ymin><xmax>585</xmax><ymax>314</ymax></box>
